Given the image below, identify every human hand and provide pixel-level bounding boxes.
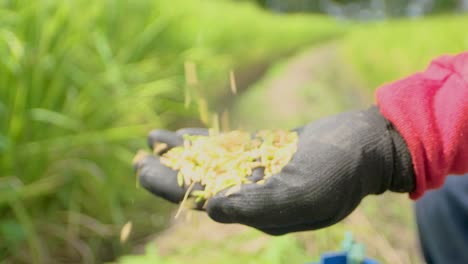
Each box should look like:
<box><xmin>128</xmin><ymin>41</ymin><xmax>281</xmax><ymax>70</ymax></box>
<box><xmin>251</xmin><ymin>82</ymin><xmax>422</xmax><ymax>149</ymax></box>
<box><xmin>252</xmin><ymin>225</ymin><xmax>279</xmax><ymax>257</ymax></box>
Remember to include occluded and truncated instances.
<box><xmin>133</xmin><ymin>106</ymin><xmax>415</xmax><ymax>235</ymax></box>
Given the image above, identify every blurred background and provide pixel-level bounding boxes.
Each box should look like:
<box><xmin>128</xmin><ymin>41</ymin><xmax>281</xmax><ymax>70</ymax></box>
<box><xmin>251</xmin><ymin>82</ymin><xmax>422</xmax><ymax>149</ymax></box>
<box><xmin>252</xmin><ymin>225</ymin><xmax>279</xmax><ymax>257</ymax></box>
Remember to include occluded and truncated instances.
<box><xmin>1</xmin><ymin>0</ymin><xmax>467</xmax><ymax>263</ymax></box>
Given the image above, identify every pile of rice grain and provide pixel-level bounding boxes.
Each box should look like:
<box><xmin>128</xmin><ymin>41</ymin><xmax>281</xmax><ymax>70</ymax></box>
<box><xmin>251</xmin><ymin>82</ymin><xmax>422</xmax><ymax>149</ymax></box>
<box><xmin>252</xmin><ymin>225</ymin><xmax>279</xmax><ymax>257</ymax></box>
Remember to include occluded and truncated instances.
<box><xmin>160</xmin><ymin>130</ymin><xmax>298</xmax><ymax>202</ymax></box>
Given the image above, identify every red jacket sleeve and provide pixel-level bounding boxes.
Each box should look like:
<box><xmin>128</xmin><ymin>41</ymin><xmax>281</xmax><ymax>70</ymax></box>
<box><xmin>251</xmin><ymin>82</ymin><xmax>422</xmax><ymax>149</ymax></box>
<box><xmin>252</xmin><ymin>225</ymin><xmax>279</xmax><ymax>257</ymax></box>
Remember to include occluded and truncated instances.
<box><xmin>376</xmin><ymin>52</ymin><xmax>468</xmax><ymax>199</ymax></box>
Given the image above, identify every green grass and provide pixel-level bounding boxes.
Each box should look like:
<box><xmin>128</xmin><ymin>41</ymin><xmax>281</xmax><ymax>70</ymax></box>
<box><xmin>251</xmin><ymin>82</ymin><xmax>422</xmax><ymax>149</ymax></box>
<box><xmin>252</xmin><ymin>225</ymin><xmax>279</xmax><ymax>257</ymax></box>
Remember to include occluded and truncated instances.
<box><xmin>0</xmin><ymin>1</ymin><xmax>181</xmax><ymax>262</ymax></box>
<box><xmin>114</xmin><ymin>199</ymin><xmax>416</xmax><ymax>264</ymax></box>
<box><xmin>340</xmin><ymin>14</ymin><xmax>468</xmax><ymax>90</ymax></box>
<box><xmin>113</xmin><ymin>217</ymin><xmax>351</xmax><ymax>264</ymax></box>
<box><xmin>115</xmin><ymin>232</ymin><xmax>311</xmax><ymax>264</ymax></box>
<box><xmin>0</xmin><ymin>0</ymin><xmax>342</xmax><ymax>262</ymax></box>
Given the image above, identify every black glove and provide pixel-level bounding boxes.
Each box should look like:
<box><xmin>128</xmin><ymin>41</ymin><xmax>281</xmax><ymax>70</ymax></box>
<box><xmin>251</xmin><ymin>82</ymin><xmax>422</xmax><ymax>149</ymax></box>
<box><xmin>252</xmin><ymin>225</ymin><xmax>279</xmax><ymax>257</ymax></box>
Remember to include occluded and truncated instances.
<box><xmin>134</xmin><ymin>106</ymin><xmax>415</xmax><ymax>235</ymax></box>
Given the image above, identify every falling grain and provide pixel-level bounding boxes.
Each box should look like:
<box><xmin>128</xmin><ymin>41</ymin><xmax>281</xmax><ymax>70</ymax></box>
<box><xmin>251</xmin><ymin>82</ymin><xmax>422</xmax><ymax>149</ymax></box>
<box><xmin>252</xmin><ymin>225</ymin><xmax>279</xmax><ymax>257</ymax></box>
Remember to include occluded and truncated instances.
<box><xmin>153</xmin><ymin>143</ymin><xmax>168</xmax><ymax>155</ymax></box>
<box><xmin>221</xmin><ymin>110</ymin><xmax>230</xmax><ymax>132</ymax></box>
<box><xmin>212</xmin><ymin>113</ymin><xmax>220</xmax><ymax>134</ymax></box>
<box><xmin>229</xmin><ymin>70</ymin><xmax>237</xmax><ymax>95</ymax></box>
<box><xmin>120</xmin><ymin>221</ymin><xmax>132</xmax><ymax>243</ymax></box>
<box><xmin>184</xmin><ymin>61</ymin><xmax>198</xmax><ymax>85</ymax></box>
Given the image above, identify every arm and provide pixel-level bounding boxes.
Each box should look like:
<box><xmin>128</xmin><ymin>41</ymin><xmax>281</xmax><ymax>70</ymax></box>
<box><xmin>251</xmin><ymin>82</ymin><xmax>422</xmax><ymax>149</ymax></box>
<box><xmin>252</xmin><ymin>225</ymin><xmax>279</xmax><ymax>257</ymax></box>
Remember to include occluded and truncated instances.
<box><xmin>377</xmin><ymin>52</ymin><xmax>468</xmax><ymax>198</ymax></box>
<box><xmin>134</xmin><ymin>52</ymin><xmax>468</xmax><ymax>234</ymax></box>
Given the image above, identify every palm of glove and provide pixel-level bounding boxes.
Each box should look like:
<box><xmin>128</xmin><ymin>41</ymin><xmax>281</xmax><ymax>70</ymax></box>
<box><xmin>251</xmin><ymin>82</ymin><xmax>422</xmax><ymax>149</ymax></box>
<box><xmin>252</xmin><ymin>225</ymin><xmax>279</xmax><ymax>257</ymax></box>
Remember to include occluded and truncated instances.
<box><xmin>134</xmin><ymin>107</ymin><xmax>414</xmax><ymax>235</ymax></box>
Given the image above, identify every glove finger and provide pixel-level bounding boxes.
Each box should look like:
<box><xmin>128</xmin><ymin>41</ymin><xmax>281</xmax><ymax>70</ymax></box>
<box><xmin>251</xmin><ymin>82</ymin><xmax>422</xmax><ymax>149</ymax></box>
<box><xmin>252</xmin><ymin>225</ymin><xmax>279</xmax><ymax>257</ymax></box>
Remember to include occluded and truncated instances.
<box><xmin>256</xmin><ymin>226</ymin><xmax>292</xmax><ymax>236</ymax></box>
<box><xmin>206</xmin><ymin>170</ymin><xmax>327</xmax><ymax>234</ymax></box>
<box><xmin>147</xmin><ymin>129</ymin><xmax>183</xmax><ymax>153</ymax></box>
<box><xmin>206</xmin><ymin>177</ymin><xmax>285</xmax><ymax>226</ymax></box>
<box><xmin>292</xmin><ymin>126</ymin><xmax>304</xmax><ymax>135</ymax></box>
<box><xmin>247</xmin><ymin>167</ymin><xmax>265</xmax><ymax>183</ymax></box>
<box><xmin>176</xmin><ymin>128</ymin><xmax>209</xmax><ymax>137</ymax></box>
<box><xmin>134</xmin><ymin>154</ymin><xmax>206</xmax><ymax>208</ymax></box>
<box><xmin>256</xmin><ymin>222</ymin><xmax>324</xmax><ymax>236</ymax></box>
<box><xmin>135</xmin><ymin>154</ymin><xmax>185</xmax><ymax>203</ymax></box>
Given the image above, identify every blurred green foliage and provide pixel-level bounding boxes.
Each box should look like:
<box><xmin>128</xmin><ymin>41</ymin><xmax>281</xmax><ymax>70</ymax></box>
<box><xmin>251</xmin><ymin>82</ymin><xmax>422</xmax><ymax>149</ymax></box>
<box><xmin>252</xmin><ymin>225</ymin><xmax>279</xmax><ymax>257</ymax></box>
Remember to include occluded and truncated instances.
<box><xmin>340</xmin><ymin>14</ymin><xmax>468</xmax><ymax>89</ymax></box>
<box><xmin>4</xmin><ymin>0</ymin><xmax>465</xmax><ymax>262</ymax></box>
<box><xmin>116</xmin><ymin>232</ymin><xmax>310</xmax><ymax>264</ymax></box>
<box><xmin>112</xmin><ymin>210</ymin><xmax>357</xmax><ymax>264</ymax></box>
<box><xmin>0</xmin><ymin>0</ymin><xmax>341</xmax><ymax>262</ymax></box>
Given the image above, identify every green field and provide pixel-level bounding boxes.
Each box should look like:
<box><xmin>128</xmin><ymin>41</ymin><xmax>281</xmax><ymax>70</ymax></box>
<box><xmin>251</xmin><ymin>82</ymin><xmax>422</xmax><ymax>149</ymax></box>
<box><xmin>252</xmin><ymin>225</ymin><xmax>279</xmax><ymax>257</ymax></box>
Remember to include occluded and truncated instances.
<box><xmin>340</xmin><ymin>15</ymin><xmax>468</xmax><ymax>89</ymax></box>
<box><xmin>1</xmin><ymin>0</ymin><xmax>466</xmax><ymax>263</ymax></box>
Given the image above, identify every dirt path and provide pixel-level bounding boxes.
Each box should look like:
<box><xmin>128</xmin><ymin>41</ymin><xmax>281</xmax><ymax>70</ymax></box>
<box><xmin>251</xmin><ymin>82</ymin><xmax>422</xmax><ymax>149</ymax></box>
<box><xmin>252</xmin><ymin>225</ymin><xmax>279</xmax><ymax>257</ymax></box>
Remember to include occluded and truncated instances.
<box><xmin>231</xmin><ymin>42</ymin><xmax>373</xmax><ymax>130</ymax></box>
<box><xmin>267</xmin><ymin>43</ymin><xmax>370</xmax><ymax>118</ymax></box>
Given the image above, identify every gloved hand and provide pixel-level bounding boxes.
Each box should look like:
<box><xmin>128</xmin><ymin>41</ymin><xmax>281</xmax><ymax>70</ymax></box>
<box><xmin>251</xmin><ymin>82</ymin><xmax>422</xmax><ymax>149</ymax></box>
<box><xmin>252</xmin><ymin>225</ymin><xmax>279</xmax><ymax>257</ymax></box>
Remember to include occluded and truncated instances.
<box><xmin>133</xmin><ymin>106</ymin><xmax>415</xmax><ymax>235</ymax></box>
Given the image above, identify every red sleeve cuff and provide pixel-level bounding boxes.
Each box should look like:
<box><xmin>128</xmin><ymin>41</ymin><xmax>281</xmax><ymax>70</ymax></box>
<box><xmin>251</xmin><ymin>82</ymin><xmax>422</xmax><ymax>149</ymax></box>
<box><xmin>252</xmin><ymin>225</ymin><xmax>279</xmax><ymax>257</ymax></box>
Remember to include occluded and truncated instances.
<box><xmin>376</xmin><ymin>52</ymin><xmax>468</xmax><ymax>199</ymax></box>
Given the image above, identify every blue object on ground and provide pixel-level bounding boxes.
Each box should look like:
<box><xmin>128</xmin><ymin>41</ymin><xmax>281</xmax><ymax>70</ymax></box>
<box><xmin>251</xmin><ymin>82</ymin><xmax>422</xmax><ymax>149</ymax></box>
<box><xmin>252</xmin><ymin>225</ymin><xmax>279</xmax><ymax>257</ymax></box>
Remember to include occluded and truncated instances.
<box><xmin>313</xmin><ymin>252</ymin><xmax>379</xmax><ymax>264</ymax></box>
<box><xmin>308</xmin><ymin>232</ymin><xmax>380</xmax><ymax>264</ymax></box>
<box><xmin>319</xmin><ymin>252</ymin><xmax>347</xmax><ymax>264</ymax></box>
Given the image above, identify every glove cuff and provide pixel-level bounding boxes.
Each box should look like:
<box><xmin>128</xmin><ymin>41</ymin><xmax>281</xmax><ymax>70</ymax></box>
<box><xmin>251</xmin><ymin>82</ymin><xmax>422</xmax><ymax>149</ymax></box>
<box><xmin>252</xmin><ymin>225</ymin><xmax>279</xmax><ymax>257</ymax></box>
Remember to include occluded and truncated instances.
<box><xmin>387</xmin><ymin>121</ymin><xmax>416</xmax><ymax>193</ymax></box>
<box><xmin>367</xmin><ymin>106</ymin><xmax>415</xmax><ymax>193</ymax></box>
